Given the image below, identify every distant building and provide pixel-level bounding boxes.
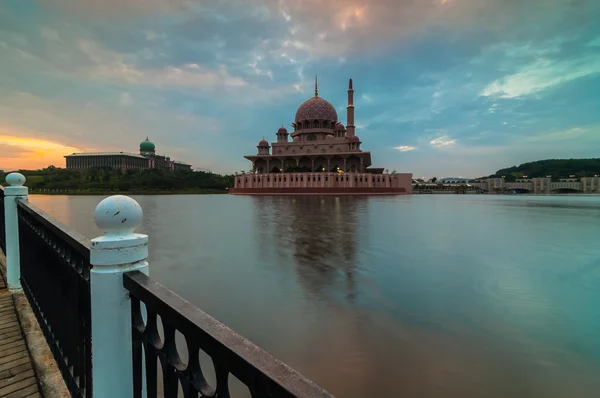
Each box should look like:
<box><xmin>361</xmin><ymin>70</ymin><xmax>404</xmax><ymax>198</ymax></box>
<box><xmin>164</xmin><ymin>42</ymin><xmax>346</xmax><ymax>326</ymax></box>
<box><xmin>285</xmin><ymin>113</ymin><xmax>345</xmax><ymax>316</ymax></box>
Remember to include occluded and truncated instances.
<box><xmin>468</xmin><ymin>176</ymin><xmax>600</xmax><ymax>194</ymax></box>
<box><xmin>65</xmin><ymin>138</ymin><xmax>192</xmax><ymax>172</ymax></box>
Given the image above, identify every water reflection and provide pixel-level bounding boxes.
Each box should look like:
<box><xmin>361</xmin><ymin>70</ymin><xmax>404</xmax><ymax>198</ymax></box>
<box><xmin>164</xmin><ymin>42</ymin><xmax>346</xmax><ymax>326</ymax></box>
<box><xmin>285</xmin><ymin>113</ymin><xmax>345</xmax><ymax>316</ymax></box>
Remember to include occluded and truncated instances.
<box><xmin>252</xmin><ymin>196</ymin><xmax>365</xmax><ymax>302</ymax></box>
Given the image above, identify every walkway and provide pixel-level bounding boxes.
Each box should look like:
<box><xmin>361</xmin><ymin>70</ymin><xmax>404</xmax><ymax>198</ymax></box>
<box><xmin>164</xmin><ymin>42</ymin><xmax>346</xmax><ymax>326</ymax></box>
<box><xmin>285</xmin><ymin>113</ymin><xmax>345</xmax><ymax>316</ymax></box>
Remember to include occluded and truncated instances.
<box><xmin>0</xmin><ymin>261</ymin><xmax>41</xmax><ymax>398</ymax></box>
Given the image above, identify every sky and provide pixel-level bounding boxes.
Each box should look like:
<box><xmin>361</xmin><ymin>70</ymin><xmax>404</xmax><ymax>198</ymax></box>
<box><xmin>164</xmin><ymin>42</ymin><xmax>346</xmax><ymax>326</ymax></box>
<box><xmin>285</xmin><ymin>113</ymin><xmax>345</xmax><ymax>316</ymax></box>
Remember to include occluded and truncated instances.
<box><xmin>1</xmin><ymin>0</ymin><xmax>599</xmax><ymax>177</ymax></box>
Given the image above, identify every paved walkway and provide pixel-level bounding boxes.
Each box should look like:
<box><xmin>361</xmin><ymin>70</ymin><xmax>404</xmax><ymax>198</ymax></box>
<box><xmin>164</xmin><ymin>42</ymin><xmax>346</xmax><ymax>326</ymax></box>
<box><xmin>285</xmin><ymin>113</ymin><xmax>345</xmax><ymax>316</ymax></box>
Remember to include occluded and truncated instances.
<box><xmin>0</xmin><ymin>266</ymin><xmax>41</xmax><ymax>398</ymax></box>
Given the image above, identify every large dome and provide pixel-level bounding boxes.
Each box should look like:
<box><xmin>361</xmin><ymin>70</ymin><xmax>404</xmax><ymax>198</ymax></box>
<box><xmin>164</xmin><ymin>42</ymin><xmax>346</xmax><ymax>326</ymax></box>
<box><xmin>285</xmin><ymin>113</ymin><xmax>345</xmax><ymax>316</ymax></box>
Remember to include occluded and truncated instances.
<box><xmin>140</xmin><ymin>137</ymin><xmax>155</xmax><ymax>151</ymax></box>
<box><xmin>295</xmin><ymin>96</ymin><xmax>338</xmax><ymax>123</ymax></box>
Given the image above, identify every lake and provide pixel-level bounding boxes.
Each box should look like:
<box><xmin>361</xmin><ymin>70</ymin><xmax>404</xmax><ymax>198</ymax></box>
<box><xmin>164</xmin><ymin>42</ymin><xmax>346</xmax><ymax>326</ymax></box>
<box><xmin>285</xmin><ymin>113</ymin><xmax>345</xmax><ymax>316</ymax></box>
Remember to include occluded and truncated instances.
<box><xmin>29</xmin><ymin>194</ymin><xmax>600</xmax><ymax>397</ymax></box>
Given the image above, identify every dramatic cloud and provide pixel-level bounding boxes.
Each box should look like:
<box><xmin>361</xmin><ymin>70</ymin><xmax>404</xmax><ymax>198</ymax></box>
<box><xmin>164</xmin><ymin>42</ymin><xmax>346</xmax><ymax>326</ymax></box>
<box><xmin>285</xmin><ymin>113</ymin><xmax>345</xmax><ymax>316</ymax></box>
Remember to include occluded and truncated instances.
<box><xmin>1</xmin><ymin>0</ymin><xmax>599</xmax><ymax>176</ymax></box>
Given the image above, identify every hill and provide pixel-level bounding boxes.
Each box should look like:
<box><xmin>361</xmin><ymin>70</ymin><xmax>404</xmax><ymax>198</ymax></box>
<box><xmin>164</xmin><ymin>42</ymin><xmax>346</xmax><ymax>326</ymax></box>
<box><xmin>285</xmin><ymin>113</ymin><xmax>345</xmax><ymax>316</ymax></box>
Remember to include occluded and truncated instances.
<box><xmin>490</xmin><ymin>158</ymin><xmax>600</xmax><ymax>181</ymax></box>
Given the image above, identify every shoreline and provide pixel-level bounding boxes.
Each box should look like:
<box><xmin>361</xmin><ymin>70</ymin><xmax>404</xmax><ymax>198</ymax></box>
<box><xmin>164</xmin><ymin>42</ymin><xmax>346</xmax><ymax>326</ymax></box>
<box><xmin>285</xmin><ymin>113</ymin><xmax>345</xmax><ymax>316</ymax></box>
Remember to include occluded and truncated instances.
<box><xmin>26</xmin><ymin>189</ymin><xmax>229</xmax><ymax>196</ymax></box>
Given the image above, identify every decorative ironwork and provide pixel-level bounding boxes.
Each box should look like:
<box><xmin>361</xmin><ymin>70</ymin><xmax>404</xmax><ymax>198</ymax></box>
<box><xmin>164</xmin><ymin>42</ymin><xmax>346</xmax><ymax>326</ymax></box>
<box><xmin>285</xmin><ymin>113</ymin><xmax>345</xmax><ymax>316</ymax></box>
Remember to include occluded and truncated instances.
<box><xmin>17</xmin><ymin>199</ymin><xmax>92</xmax><ymax>398</ymax></box>
<box><xmin>124</xmin><ymin>271</ymin><xmax>333</xmax><ymax>398</ymax></box>
<box><xmin>0</xmin><ymin>186</ymin><xmax>5</xmax><ymax>253</ymax></box>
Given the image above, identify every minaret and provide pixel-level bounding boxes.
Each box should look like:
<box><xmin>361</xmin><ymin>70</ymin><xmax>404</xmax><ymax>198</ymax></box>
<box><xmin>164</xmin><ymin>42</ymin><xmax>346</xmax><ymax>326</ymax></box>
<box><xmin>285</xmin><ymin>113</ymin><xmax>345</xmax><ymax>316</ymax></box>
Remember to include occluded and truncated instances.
<box><xmin>346</xmin><ymin>78</ymin><xmax>355</xmax><ymax>137</ymax></box>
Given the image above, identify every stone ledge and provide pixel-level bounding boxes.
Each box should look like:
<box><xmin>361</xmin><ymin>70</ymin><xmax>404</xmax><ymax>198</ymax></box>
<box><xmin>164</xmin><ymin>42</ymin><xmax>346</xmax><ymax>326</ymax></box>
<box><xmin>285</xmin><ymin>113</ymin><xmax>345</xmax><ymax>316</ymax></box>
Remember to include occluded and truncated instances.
<box><xmin>0</xmin><ymin>250</ymin><xmax>70</xmax><ymax>398</ymax></box>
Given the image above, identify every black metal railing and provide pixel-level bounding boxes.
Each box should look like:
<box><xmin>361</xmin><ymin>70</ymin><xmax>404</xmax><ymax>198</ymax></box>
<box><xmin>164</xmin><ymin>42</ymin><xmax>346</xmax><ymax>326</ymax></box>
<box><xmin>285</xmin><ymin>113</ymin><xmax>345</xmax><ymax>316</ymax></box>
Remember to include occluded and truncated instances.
<box><xmin>124</xmin><ymin>271</ymin><xmax>333</xmax><ymax>398</ymax></box>
<box><xmin>0</xmin><ymin>186</ymin><xmax>6</xmax><ymax>253</ymax></box>
<box><xmin>17</xmin><ymin>199</ymin><xmax>92</xmax><ymax>398</ymax></box>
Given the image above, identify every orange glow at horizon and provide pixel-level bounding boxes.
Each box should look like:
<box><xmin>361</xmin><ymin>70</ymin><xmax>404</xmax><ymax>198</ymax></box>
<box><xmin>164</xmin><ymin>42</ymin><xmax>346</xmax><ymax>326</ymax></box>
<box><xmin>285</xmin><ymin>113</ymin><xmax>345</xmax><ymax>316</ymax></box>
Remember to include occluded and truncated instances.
<box><xmin>0</xmin><ymin>132</ymin><xmax>83</xmax><ymax>171</ymax></box>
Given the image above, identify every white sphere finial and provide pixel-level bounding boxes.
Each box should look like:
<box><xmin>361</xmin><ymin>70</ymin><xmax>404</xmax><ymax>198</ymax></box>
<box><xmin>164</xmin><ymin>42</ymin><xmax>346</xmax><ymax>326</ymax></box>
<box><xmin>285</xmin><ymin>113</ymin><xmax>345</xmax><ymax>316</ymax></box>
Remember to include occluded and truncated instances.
<box><xmin>6</xmin><ymin>172</ymin><xmax>26</xmax><ymax>186</ymax></box>
<box><xmin>94</xmin><ymin>195</ymin><xmax>143</xmax><ymax>235</ymax></box>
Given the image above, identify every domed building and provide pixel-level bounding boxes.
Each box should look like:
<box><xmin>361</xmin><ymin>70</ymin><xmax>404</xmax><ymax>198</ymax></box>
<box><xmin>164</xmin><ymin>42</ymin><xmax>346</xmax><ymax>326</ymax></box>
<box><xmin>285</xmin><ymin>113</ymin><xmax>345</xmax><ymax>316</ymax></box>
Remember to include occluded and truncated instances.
<box><xmin>65</xmin><ymin>137</ymin><xmax>192</xmax><ymax>172</ymax></box>
<box><xmin>230</xmin><ymin>78</ymin><xmax>412</xmax><ymax>195</ymax></box>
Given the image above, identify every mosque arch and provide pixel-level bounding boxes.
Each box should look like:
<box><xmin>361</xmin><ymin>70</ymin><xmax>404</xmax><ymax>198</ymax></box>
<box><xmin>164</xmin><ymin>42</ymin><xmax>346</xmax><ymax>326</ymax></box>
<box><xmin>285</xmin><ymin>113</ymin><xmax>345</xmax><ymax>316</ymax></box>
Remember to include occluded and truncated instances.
<box><xmin>298</xmin><ymin>157</ymin><xmax>312</xmax><ymax>171</ymax></box>
<box><xmin>330</xmin><ymin>155</ymin><xmax>344</xmax><ymax>172</ymax></box>
<box><xmin>314</xmin><ymin>156</ymin><xmax>327</xmax><ymax>172</ymax></box>
<box><xmin>347</xmin><ymin>155</ymin><xmax>361</xmax><ymax>172</ymax></box>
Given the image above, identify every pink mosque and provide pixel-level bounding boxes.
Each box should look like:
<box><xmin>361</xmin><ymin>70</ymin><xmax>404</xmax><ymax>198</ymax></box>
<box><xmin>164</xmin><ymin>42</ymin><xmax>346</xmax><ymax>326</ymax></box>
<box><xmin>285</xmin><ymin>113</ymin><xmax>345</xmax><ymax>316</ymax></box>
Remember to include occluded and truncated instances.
<box><xmin>229</xmin><ymin>78</ymin><xmax>412</xmax><ymax>195</ymax></box>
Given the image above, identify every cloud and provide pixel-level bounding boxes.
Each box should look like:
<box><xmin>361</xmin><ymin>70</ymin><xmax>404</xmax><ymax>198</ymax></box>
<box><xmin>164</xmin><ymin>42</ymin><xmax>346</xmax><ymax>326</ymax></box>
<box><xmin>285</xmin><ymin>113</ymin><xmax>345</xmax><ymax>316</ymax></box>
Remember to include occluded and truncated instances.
<box><xmin>481</xmin><ymin>55</ymin><xmax>600</xmax><ymax>98</ymax></box>
<box><xmin>430</xmin><ymin>136</ymin><xmax>456</xmax><ymax>147</ymax></box>
<box><xmin>78</xmin><ymin>40</ymin><xmax>248</xmax><ymax>89</ymax></box>
<box><xmin>40</xmin><ymin>27</ymin><xmax>61</xmax><ymax>42</ymax></box>
<box><xmin>119</xmin><ymin>92</ymin><xmax>132</xmax><ymax>106</ymax></box>
<box><xmin>41</xmin><ymin>0</ymin><xmax>193</xmax><ymax>16</ymax></box>
<box><xmin>521</xmin><ymin>126</ymin><xmax>600</xmax><ymax>144</ymax></box>
<box><xmin>394</xmin><ymin>145</ymin><xmax>416</xmax><ymax>152</ymax></box>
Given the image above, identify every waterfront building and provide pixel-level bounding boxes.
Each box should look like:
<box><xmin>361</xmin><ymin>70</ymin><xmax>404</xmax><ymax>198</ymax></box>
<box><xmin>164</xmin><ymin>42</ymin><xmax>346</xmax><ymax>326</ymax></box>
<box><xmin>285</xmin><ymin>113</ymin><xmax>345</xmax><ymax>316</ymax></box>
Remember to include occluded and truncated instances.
<box><xmin>65</xmin><ymin>138</ymin><xmax>192</xmax><ymax>172</ymax></box>
<box><xmin>468</xmin><ymin>176</ymin><xmax>600</xmax><ymax>194</ymax></box>
<box><xmin>230</xmin><ymin>78</ymin><xmax>412</xmax><ymax>195</ymax></box>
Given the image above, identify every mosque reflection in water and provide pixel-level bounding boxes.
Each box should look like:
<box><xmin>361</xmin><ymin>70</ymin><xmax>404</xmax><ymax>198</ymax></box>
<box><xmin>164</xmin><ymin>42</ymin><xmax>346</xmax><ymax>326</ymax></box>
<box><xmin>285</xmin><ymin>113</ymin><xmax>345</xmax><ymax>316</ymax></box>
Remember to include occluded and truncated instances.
<box><xmin>252</xmin><ymin>195</ymin><xmax>367</xmax><ymax>302</ymax></box>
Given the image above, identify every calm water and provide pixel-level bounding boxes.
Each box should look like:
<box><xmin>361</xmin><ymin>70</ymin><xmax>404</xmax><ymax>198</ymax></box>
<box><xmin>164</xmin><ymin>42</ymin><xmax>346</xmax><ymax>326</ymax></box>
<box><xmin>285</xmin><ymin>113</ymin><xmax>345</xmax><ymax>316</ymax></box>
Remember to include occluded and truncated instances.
<box><xmin>30</xmin><ymin>194</ymin><xmax>600</xmax><ymax>397</ymax></box>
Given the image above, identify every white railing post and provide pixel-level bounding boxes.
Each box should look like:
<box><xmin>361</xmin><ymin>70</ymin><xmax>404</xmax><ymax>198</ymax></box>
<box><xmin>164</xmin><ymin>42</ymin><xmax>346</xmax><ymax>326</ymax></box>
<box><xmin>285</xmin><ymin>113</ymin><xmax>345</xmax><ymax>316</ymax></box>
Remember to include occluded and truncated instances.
<box><xmin>4</xmin><ymin>172</ymin><xmax>28</xmax><ymax>291</ymax></box>
<box><xmin>90</xmin><ymin>195</ymin><xmax>148</xmax><ymax>398</ymax></box>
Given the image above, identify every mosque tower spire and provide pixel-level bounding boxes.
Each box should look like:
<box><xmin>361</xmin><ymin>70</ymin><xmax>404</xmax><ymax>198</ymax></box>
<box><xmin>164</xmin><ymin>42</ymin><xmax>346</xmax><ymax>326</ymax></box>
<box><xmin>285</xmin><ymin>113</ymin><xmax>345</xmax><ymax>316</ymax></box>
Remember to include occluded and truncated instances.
<box><xmin>314</xmin><ymin>75</ymin><xmax>318</xmax><ymax>97</ymax></box>
<box><xmin>347</xmin><ymin>78</ymin><xmax>355</xmax><ymax>137</ymax></box>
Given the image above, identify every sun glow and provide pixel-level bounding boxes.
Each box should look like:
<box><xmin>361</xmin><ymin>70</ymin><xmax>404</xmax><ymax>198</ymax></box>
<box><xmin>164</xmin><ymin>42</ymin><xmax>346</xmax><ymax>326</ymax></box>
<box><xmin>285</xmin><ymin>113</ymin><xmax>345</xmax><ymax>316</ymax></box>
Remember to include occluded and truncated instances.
<box><xmin>0</xmin><ymin>131</ymin><xmax>83</xmax><ymax>170</ymax></box>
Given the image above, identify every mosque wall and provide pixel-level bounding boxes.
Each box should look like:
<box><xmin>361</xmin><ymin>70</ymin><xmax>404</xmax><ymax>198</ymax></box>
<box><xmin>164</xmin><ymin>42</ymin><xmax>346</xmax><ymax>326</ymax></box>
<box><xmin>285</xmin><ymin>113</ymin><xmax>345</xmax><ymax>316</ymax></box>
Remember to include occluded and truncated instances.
<box><xmin>233</xmin><ymin>172</ymin><xmax>412</xmax><ymax>194</ymax></box>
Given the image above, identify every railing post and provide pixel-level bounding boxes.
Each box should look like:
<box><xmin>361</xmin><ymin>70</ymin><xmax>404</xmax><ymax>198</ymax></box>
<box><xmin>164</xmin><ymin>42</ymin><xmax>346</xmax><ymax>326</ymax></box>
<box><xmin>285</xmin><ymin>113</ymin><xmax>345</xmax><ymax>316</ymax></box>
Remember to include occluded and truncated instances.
<box><xmin>4</xmin><ymin>172</ymin><xmax>28</xmax><ymax>291</ymax></box>
<box><xmin>90</xmin><ymin>195</ymin><xmax>148</xmax><ymax>398</ymax></box>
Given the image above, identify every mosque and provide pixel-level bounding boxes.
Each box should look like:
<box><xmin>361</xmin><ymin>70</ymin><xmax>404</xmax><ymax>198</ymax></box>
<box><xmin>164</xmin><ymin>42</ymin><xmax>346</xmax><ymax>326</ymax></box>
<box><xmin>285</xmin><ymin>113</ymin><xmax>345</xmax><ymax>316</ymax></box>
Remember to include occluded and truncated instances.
<box><xmin>229</xmin><ymin>78</ymin><xmax>412</xmax><ymax>195</ymax></box>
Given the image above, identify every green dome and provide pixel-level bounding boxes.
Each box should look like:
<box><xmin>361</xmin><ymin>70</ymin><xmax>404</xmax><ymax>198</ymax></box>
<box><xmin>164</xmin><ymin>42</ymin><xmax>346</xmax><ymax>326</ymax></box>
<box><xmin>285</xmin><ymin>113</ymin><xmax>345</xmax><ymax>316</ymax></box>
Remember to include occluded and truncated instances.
<box><xmin>140</xmin><ymin>137</ymin><xmax>155</xmax><ymax>151</ymax></box>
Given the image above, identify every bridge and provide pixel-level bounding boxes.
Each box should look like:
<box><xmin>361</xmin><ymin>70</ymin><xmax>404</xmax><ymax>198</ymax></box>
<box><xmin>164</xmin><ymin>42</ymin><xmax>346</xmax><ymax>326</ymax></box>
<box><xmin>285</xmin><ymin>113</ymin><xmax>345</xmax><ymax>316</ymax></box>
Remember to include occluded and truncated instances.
<box><xmin>468</xmin><ymin>177</ymin><xmax>600</xmax><ymax>194</ymax></box>
<box><xmin>0</xmin><ymin>173</ymin><xmax>332</xmax><ymax>398</ymax></box>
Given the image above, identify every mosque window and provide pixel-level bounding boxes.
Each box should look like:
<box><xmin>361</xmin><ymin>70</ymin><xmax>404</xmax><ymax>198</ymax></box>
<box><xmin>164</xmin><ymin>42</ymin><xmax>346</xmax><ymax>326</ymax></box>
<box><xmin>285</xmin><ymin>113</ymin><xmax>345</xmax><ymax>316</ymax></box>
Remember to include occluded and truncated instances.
<box><xmin>307</xmin><ymin>134</ymin><xmax>317</xmax><ymax>141</ymax></box>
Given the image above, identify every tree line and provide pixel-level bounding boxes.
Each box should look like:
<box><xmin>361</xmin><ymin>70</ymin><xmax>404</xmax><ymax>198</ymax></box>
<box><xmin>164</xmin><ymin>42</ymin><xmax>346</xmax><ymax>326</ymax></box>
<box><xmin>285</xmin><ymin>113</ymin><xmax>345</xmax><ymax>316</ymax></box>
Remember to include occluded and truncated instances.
<box><xmin>489</xmin><ymin>158</ymin><xmax>600</xmax><ymax>181</ymax></box>
<box><xmin>1</xmin><ymin>166</ymin><xmax>235</xmax><ymax>194</ymax></box>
